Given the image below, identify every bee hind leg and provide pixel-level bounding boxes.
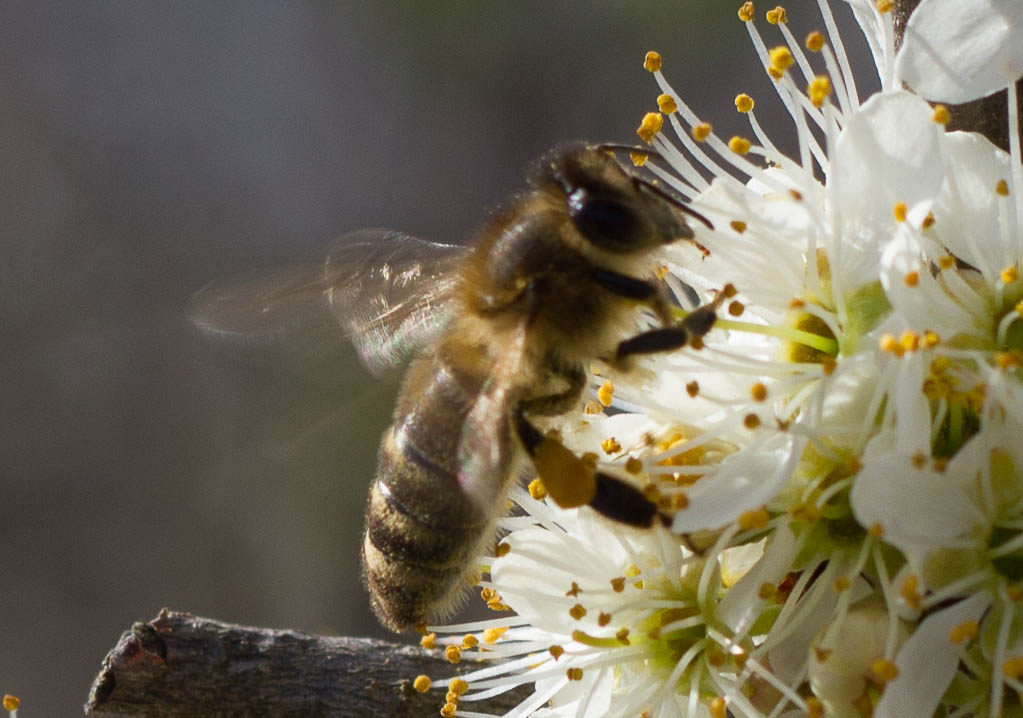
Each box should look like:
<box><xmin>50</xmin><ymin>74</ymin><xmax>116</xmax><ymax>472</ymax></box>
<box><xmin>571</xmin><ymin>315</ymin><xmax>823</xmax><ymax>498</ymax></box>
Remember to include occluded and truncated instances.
<box><xmin>514</xmin><ymin>406</ymin><xmax>665</xmax><ymax>528</ymax></box>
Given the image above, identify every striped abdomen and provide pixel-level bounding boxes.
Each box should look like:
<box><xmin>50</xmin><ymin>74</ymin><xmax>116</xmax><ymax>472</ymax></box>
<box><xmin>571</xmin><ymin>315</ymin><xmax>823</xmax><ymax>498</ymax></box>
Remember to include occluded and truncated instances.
<box><xmin>362</xmin><ymin>349</ymin><xmax>510</xmax><ymax>631</ymax></box>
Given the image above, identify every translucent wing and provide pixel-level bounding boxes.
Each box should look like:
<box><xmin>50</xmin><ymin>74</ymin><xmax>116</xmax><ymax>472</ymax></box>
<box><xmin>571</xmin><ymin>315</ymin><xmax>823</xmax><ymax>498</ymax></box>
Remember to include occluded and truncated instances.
<box><xmin>187</xmin><ymin>229</ymin><xmax>467</xmax><ymax>374</ymax></box>
<box><xmin>324</xmin><ymin>229</ymin><xmax>467</xmax><ymax>375</ymax></box>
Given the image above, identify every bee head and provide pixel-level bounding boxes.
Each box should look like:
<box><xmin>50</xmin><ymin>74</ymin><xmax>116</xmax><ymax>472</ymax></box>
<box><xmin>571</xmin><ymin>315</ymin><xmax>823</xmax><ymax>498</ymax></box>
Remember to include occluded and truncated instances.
<box><xmin>537</xmin><ymin>143</ymin><xmax>699</xmax><ymax>254</ymax></box>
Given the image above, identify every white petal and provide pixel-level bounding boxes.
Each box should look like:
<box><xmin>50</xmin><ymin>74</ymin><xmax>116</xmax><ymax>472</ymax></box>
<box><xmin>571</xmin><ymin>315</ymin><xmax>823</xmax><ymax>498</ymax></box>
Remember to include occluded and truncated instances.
<box><xmin>672</xmin><ymin>432</ymin><xmax>798</xmax><ymax>532</ymax></box>
<box><xmin>829</xmin><ymin>92</ymin><xmax>943</xmax><ymax>254</ymax></box>
<box><xmin>719</xmin><ymin>525</ymin><xmax>796</xmax><ymax>634</ymax></box>
<box><xmin>874</xmin><ymin>591</ymin><xmax>992</xmax><ymax>718</ymax></box>
<box><xmin>895</xmin><ymin>0</ymin><xmax>1023</xmax><ymax>103</ymax></box>
<box><xmin>850</xmin><ymin>453</ymin><xmax>978</xmax><ymax>550</ymax></box>
<box><xmin>879</xmin><ymin>228</ymin><xmax>984</xmax><ymax>338</ymax></box>
<box><xmin>932</xmin><ymin>131</ymin><xmax>1021</xmax><ymax>277</ymax></box>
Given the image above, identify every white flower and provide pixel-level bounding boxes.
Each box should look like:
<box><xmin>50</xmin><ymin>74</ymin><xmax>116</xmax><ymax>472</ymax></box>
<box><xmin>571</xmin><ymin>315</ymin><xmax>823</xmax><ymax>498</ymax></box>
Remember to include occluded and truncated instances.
<box><xmin>895</xmin><ymin>0</ymin><xmax>1023</xmax><ymax>103</ymax></box>
<box><xmin>418</xmin><ymin>2</ymin><xmax>1023</xmax><ymax>716</ymax></box>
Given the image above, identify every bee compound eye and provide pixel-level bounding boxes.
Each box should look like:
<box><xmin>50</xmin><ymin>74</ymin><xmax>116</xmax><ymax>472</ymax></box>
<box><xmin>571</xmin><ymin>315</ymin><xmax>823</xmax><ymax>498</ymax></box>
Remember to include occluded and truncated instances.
<box><xmin>568</xmin><ymin>191</ymin><xmax>642</xmax><ymax>250</ymax></box>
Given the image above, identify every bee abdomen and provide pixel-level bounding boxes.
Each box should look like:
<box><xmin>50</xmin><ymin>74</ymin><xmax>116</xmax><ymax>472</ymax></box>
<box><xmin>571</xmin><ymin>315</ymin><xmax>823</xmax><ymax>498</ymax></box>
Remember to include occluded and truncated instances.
<box><xmin>362</xmin><ymin>354</ymin><xmax>497</xmax><ymax>631</ymax></box>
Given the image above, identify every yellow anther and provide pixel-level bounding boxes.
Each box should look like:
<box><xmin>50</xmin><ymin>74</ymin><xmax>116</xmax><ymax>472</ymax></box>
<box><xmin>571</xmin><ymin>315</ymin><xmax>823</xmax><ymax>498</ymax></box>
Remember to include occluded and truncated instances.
<box><xmin>1002</xmin><ymin>265</ymin><xmax>1018</xmax><ymax>283</ymax></box>
<box><xmin>482</xmin><ymin>626</ymin><xmax>508</xmax><ymax>643</ymax></box>
<box><xmin>805</xmin><ymin>31</ymin><xmax>825</xmax><ymax>52</ymax></box>
<box><xmin>872</xmin><ymin>658</ymin><xmax>899</xmax><ymax>683</ymax></box>
<box><xmin>833</xmin><ymin>576</ymin><xmax>851</xmax><ymax>592</ymax></box>
<box><xmin>904</xmin><ymin>270</ymin><xmax>919</xmax><ymax>286</ymax></box>
<box><xmin>923</xmin><ymin>330</ymin><xmax>940</xmax><ymax>347</ymax></box>
<box><xmin>743</xmin><ymin>413</ymin><xmax>761</xmax><ymax>429</ymax></box>
<box><xmin>441</xmin><ymin>702</ymin><xmax>457</xmax><ymax>717</ymax></box>
<box><xmin>900</xmin><ymin>574</ymin><xmax>921</xmax><ymax>609</ymax></box>
<box><xmin>630</xmin><ymin>152</ymin><xmax>650</xmax><ymax>168</ymax></box>
<box><xmin>583</xmin><ymin>400</ymin><xmax>603</xmax><ymax>414</ymax></box>
<box><xmin>421</xmin><ymin>633</ymin><xmax>437</xmax><ymax>649</ymax></box>
<box><xmin>900</xmin><ymin>331</ymin><xmax>920</xmax><ymax>353</ymax></box>
<box><xmin>710</xmin><ymin>697</ymin><xmax>727</xmax><ymax>718</ymax></box>
<box><xmin>728</xmin><ymin>300</ymin><xmax>745</xmax><ymax>317</ymax></box>
<box><xmin>643</xmin><ymin>51</ymin><xmax>662</xmax><ymax>72</ymax></box>
<box><xmin>738</xmin><ymin>2</ymin><xmax>755</xmax><ymax>21</ymax></box>
<box><xmin>625</xmin><ymin>564</ymin><xmax>641</xmax><ymax>578</ymax></box>
<box><xmin>1004</xmin><ymin>657</ymin><xmax>1023</xmax><ymax>678</ymax></box>
<box><xmin>413</xmin><ymin>675</ymin><xmax>432</xmax><ymax>693</ymax></box>
<box><xmin>806</xmin><ymin>697</ymin><xmax>824</xmax><ymax>718</ymax></box>
<box><xmin>996</xmin><ymin>350</ymin><xmax>1023</xmax><ymax>369</ymax></box>
<box><xmin>875</xmin><ymin>0</ymin><xmax>893</xmax><ymax>12</ymax></box>
<box><xmin>445</xmin><ymin>690</ymin><xmax>459</xmax><ymax>703</ymax></box>
<box><xmin>758</xmin><ymin>582</ymin><xmax>776</xmax><ymax>599</ymax></box>
<box><xmin>923</xmin><ymin>211</ymin><xmax>936</xmax><ymax>229</ymax></box>
<box><xmin>750</xmin><ymin>382</ymin><xmax>767</xmax><ymax>401</ymax></box>
<box><xmin>549</xmin><ymin>644</ymin><xmax>565</xmax><ymax>659</ymax></box>
<box><xmin>808</xmin><ymin>75</ymin><xmax>831</xmax><ymax>107</ymax></box>
<box><xmin>2</xmin><ymin>697</ymin><xmax>19</xmax><ymax>712</ymax></box>
<box><xmin>766</xmin><ymin>6</ymin><xmax>787</xmax><ymax>23</ymax></box>
<box><xmin>625</xmin><ymin>456</ymin><xmax>644</xmax><ymax>474</ymax></box>
<box><xmin>566</xmin><ymin>667</ymin><xmax>584</xmax><ymax>681</ymax></box>
<box><xmin>569</xmin><ymin>603</ymin><xmax>587</xmax><ymax>620</ymax></box>
<box><xmin>610</xmin><ymin>576</ymin><xmax>626</xmax><ymax>592</ymax></box>
<box><xmin>893</xmin><ymin>202</ymin><xmax>907</xmax><ymax>222</ymax></box>
<box><xmin>600</xmin><ymin>437</ymin><xmax>621</xmax><ymax>455</ymax></box>
<box><xmin>671</xmin><ymin>492</ymin><xmax>689</xmax><ymax>510</ymax></box>
<box><xmin>769</xmin><ymin>46</ymin><xmax>794</xmax><ymax>73</ymax></box>
<box><xmin>729</xmin><ymin>136</ymin><xmax>752</xmax><ymax>155</ymax></box>
<box><xmin>566</xmin><ymin>581</ymin><xmax>581</xmax><ymax>597</ymax></box>
<box><xmin>462</xmin><ymin>634</ymin><xmax>478</xmax><ymax>648</ymax></box>
<box><xmin>597</xmin><ymin>380</ymin><xmax>614</xmax><ymax>407</ymax></box>
<box><xmin>938</xmin><ymin>255</ymin><xmax>956</xmax><ymax>270</ymax></box>
<box><xmin>734</xmin><ymin>93</ymin><xmax>755</xmax><ymax>113</ymax></box>
<box><xmin>495</xmin><ymin>541</ymin><xmax>510</xmax><ymax>557</ymax></box>
<box><xmin>739</xmin><ymin>507</ymin><xmax>769</xmax><ymax>529</ymax></box>
<box><xmin>528</xmin><ymin>478</ymin><xmax>547</xmax><ymax>500</ymax></box>
<box><xmin>657</xmin><ymin>93</ymin><xmax>678</xmax><ymax>114</ymax></box>
<box><xmin>879</xmin><ymin>333</ymin><xmax>903</xmax><ymax>356</ymax></box>
<box><xmin>997</xmin><ymin>179</ymin><xmax>1011</xmax><ymax>196</ymax></box>
<box><xmin>444</xmin><ymin>645</ymin><xmax>462</xmax><ymax>663</ymax></box>
<box><xmin>949</xmin><ymin>620</ymin><xmax>979</xmax><ymax>644</ymax></box>
<box><xmin>869</xmin><ymin>521</ymin><xmax>884</xmax><ymax>538</ymax></box>
<box><xmin>448</xmin><ymin>677</ymin><xmax>469</xmax><ymax>696</ymax></box>
<box><xmin>932</xmin><ymin>105</ymin><xmax>951</xmax><ymax>124</ymax></box>
<box><xmin>691</xmin><ymin>122</ymin><xmax>713</xmax><ymax>141</ymax></box>
<box><xmin>911</xmin><ymin>450</ymin><xmax>927</xmax><ymax>468</ymax></box>
<box><xmin>730</xmin><ymin>220</ymin><xmax>748</xmax><ymax>233</ymax></box>
<box><xmin>480</xmin><ymin>587</ymin><xmax>498</xmax><ymax>602</ymax></box>
<box><xmin>768</xmin><ymin>66</ymin><xmax>784</xmax><ymax>81</ymax></box>
<box><xmin>637</xmin><ymin>112</ymin><xmax>663</xmax><ymax>143</ymax></box>
<box><xmin>686</xmin><ymin>380</ymin><xmax>700</xmax><ymax>397</ymax></box>
<box><xmin>616</xmin><ymin>627</ymin><xmax>631</xmax><ymax>644</ymax></box>
<box><xmin>598</xmin><ymin>611</ymin><xmax>612</xmax><ymax>627</ymax></box>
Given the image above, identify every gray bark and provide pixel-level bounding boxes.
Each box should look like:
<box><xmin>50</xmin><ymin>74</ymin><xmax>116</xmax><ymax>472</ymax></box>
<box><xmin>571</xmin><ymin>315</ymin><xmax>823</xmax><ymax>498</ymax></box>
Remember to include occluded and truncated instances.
<box><xmin>85</xmin><ymin>609</ymin><xmax>531</xmax><ymax>717</ymax></box>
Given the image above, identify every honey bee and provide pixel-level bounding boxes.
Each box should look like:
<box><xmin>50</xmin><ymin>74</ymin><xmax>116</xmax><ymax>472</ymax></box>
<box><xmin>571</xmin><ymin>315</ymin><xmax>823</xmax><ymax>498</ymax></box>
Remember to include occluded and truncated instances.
<box><xmin>189</xmin><ymin>142</ymin><xmax>723</xmax><ymax>632</ymax></box>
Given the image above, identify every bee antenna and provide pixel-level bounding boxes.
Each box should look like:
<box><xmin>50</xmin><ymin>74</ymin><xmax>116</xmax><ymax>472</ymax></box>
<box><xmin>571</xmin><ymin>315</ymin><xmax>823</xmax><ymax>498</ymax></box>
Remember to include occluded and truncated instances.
<box><xmin>596</xmin><ymin>143</ymin><xmax>663</xmax><ymax>161</ymax></box>
<box><xmin>630</xmin><ymin>175</ymin><xmax>714</xmax><ymax>230</ymax></box>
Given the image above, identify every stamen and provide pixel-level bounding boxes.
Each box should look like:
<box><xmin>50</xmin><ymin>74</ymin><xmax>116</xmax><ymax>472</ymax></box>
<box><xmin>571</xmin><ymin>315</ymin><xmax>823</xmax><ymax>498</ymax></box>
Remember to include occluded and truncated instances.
<box><xmin>637</xmin><ymin>112</ymin><xmax>664</xmax><ymax>143</ymax></box>
<box><xmin>932</xmin><ymin>105</ymin><xmax>951</xmax><ymax>124</ymax></box>
<box><xmin>643</xmin><ymin>51</ymin><xmax>662</xmax><ymax>72</ymax></box>
<box><xmin>657</xmin><ymin>93</ymin><xmax>678</xmax><ymax>114</ymax></box>
<box><xmin>734</xmin><ymin>94</ymin><xmax>754</xmax><ymax>113</ymax></box>
<box><xmin>413</xmin><ymin>675</ymin><xmax>432</xmax><ymax>692</ymax></box>
<box><xmin>805</xmin><ymin>31</ymin><xmax>824</xmax><ymax>52</ymax></box>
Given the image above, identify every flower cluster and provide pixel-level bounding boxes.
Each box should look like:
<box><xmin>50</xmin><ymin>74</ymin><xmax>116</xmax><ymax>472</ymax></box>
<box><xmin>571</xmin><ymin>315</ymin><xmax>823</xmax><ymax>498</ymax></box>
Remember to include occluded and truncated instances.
<box><xmin>419</xmin><ymin>1</ymin><xmax>1023</xmax><ymax>716</ymax></box>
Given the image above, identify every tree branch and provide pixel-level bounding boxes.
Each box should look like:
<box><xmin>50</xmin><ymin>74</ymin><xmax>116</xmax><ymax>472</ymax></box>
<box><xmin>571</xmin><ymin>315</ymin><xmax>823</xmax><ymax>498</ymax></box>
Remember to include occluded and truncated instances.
<box><xmin>85</xmin><ymin>609</ymin><xmax>531</xmax><ymax>717</ymax></box>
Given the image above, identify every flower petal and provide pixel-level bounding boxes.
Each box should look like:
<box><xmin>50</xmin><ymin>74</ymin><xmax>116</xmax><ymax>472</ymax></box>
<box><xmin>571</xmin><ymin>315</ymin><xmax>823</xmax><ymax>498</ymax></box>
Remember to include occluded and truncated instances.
<box><xmin>874</xmin><ymin>591</ymin><xmax>992</xmax><ymax>718</ymax></box>
<box><xmin>895</xmin><ymin>0</ymin><xmax>1023</xmax><ymax>102</ymax></box>
<box><xmin>829</xmin><ymin>92</ymin><xmax>943</xmax><ymax>253</ymax></box>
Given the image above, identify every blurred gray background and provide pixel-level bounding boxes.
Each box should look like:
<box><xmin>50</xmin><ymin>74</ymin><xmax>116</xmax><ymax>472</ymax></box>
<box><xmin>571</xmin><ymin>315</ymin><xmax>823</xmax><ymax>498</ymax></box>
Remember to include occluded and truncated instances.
<box><xmin>0</xmin><ymin>2</ymin><xmax>871</xmax><ymax>714</ymax></box>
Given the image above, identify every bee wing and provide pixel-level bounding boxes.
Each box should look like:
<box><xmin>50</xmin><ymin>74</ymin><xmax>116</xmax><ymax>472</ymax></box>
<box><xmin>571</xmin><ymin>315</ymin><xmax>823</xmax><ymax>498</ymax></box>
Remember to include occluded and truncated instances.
<box><xmin>324</xmin><ymin>229</ymin><xmax>467</xmax><ymax>375</ymax></box>
<box><xmin>455</xmin><ymin>325</ymin><xmax>529</xmax><ymax>510</ymax></box>
<box><xmin>187</xmin><ymin>261</ymin><xmax>352</xmax><ymax>366</ymax></box>
<box><xmin>187</xmin><ymin>229</ymin><xmax>467</xmax><ymax>375</ymax></box>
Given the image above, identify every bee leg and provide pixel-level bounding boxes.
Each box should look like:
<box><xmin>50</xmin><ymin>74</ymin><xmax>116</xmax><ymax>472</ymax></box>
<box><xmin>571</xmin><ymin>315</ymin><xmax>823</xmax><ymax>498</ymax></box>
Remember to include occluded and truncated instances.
<box><xmin>614</xmin><ymin>291</ymin><xmax>726</xmax><ymax>365</ymax></box>
<box><xmin>514</xmin><ymin>407</ymin><xmax>663</xmax><ymax>528</ymax></box>
<box><xmin>520</xmin><ymin>360</ymin><xmax>586</xmax><ymax>417</ymax></box>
